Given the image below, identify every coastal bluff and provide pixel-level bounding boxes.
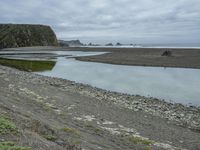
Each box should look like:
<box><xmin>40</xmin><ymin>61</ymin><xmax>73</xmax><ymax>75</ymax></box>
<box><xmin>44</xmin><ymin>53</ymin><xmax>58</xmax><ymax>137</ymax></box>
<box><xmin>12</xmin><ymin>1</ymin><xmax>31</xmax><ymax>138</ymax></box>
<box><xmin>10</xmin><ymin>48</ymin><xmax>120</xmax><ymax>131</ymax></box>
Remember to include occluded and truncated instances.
<box><xmin>0</xmin><ymin>24</ymin><xmax>58</xmax><ymax>49</ymax></box>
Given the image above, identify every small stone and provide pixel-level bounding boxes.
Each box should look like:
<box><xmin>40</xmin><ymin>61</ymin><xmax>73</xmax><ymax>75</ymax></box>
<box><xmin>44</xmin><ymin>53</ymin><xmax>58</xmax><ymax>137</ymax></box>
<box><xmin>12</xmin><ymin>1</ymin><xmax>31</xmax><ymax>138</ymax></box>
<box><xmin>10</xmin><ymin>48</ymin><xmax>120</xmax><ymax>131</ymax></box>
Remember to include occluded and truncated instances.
<box><xmin>56</xmin><ymin>140</ymin><xmax>66</xmax><ymax>146</ymax></box>
<box><xmin>4</xmin><ymin>78</ymin><xmax>9</xmax><ymax>81</ymax></box>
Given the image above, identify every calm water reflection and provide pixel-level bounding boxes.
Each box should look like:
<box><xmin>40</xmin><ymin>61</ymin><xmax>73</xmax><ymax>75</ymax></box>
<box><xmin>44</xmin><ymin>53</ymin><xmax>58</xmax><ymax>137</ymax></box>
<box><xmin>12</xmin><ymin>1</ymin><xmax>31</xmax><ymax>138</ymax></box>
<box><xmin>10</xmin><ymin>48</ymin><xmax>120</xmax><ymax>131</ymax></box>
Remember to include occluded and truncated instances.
<box><xmin>37</xmin><ymin>56</ymin><xmax>200</xmax><ymax>106</ymax></box>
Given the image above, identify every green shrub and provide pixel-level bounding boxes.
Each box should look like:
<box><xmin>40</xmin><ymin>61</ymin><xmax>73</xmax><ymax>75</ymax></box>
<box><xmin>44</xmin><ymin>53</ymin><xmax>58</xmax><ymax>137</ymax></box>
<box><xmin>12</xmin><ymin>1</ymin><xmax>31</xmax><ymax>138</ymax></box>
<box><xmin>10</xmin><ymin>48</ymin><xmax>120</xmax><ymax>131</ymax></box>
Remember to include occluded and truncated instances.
<box><xmin>128</xmin><ymin>136</ymin><xmax>154</xmax><ymax>146</ymax></box>
<box><xmin>0</xmin><ymin>142</ymin><xmax>31</xmax><ymax>150</ymax></box>
<box><xmin>43</xmin><ymin>135</ymin><xmax>57</xmax><ymax>141</ymax></box>
<box><xmin>62</xmin><ymin>126</ymin><xmax>80</xmax><ymax>136</ymax></box>
<box><xmin>0</xmin><ymin>116</ymin><xmax>17</xmax><ymax>134</ymax></box>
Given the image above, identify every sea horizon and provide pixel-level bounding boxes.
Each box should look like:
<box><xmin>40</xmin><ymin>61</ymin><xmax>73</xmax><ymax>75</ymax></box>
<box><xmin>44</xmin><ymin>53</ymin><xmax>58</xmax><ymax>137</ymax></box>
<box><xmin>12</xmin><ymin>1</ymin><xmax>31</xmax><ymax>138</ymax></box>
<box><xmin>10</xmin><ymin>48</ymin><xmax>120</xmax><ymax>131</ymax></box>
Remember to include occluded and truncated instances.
<box><xmin>78</xmin><ymin>42</ymin><xmax>200</xmax><ymax>49</ymax></box>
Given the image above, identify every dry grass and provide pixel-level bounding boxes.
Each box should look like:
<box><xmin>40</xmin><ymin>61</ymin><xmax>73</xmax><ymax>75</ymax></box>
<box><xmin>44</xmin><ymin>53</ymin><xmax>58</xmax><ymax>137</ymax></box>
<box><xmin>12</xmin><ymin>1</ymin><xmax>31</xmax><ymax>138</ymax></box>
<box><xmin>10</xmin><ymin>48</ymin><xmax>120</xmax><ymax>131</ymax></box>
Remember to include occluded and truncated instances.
<box><xmin>62</xmin><ymin>126</ymin><xmax>80</xmax><ymax>136</ymax></box>
<box><xmin>128</xmin><ymin>136</ymin><xmax>154</xmax><ymax>146</ymax></box>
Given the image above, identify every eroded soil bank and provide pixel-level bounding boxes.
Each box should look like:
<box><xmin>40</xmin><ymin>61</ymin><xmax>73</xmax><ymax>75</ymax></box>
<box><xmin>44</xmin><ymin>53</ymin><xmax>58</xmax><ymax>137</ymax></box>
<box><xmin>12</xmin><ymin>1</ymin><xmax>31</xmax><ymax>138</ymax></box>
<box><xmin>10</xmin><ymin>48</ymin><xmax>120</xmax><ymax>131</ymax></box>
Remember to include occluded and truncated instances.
<box><xmin>0</xmin><ymin>65</ymin><xmax>200</xmax><ymax>150</ymax></box>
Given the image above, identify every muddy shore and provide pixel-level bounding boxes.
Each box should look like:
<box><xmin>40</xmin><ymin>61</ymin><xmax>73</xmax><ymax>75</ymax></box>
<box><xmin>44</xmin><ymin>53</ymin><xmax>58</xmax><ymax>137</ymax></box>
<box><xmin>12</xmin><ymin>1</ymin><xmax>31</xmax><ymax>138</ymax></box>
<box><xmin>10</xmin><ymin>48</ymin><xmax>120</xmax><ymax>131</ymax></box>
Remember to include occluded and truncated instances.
<box><xmin>65</xmin><ymin>47</ymin><xmax>200</xmax><ymax>69</ymax></box>
<box><xmin>3</xmin><ymin>46</ymin><xmax>200</xmax><ymax>69</ymax></box>
<box><xmin>0</xmin><ymin>64</ymin><xmax>200</xmax><ymax>150</ymax></box>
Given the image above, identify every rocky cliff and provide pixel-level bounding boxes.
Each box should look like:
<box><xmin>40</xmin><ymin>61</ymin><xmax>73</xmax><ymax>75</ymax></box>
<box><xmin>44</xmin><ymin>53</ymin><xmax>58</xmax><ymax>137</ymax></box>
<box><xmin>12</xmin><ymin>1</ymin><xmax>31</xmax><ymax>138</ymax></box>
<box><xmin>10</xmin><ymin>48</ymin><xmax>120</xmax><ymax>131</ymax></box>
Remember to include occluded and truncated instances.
<box><xmin>0</xmin><ymin>24</ymin><xmax>58</xmax><ymax>49</ymax></box>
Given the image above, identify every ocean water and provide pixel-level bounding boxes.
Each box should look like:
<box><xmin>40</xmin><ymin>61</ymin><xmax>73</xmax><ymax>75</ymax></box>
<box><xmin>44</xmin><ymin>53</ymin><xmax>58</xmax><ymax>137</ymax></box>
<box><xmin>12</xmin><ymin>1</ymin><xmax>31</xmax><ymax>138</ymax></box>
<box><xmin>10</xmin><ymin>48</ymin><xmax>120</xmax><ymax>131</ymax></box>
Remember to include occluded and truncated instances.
<box><xmin>141</xmin><ymin>43</ymin><xmax>200</xmax><ymax>49</ymax></box>
<box><xmin>82</xmin><ymin>43</ymin><xmax>200</xmax><ymax>49</ymax></box>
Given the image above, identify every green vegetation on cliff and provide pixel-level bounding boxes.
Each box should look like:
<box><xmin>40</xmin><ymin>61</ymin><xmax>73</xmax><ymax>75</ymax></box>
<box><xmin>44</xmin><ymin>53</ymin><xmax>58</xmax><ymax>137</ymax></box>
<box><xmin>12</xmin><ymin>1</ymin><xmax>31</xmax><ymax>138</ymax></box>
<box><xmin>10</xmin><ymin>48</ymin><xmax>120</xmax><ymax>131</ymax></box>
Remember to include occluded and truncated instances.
<box><xmin>0</xmin><ymin>24</ymin><xmax>58</xmax><ymax>48</ymax></box>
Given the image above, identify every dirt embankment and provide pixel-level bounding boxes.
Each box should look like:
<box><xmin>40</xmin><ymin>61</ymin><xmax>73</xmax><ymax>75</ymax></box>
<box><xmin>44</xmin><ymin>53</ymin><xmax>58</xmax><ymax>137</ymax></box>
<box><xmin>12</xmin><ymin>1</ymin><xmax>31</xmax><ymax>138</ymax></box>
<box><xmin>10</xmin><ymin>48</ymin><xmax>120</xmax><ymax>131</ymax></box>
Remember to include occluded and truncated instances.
<box><xmin>0</xmin><ymin>65</ymin><xmax>200</xmax><ymax>150</ymax></box>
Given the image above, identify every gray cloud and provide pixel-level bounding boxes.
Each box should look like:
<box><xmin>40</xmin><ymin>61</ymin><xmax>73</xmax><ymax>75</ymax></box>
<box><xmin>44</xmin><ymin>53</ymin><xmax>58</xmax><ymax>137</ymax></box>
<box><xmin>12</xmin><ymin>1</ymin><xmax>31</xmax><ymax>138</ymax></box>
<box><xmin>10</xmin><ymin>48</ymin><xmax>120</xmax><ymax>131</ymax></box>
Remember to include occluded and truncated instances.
<box><xmin>0</xmin><ymin>0</ymin><xmax>200</xmax><ymax>44</ymax></box>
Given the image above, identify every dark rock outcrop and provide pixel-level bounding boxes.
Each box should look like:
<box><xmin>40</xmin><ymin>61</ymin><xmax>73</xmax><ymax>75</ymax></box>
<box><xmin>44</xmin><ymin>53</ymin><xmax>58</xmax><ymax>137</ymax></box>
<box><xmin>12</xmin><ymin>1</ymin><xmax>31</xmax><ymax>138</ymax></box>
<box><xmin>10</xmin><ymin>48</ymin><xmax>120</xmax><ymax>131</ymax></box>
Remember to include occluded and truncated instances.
<box><xmin>88</xmin><ymin>43</ymin><xmax>100</xmax><ymax>46</ymax></box>
<box><xmin>59</xmin><ymin>41</ymin><xmax>69</xmax><ymax>47</ymax></box>
<box><xmin>0</xmin><ymin>24</ymin><xmax>58</xmax><ymax>49</ymax></box>
<box><xmin>58</xmin><ymin>40</ymin><xmax>83</xmax><ymax>47</ymax></box>
<box><xmin>162</xmin><ymin>50</ymin><xmax>172</xmax><ymax>56</ymax></box>
<box><xmin>88</xmin><ymin>43</ymin><xmax>93</xmax><ymax>46</ymax></box>
<box><xmin>105</xmin><ymin>43</ymin><xmax>113</xmax><ymax>46</ymax></box>
<box><xmin>116</xmin><ymin>42</ymin><xmax>122</xmax><ymax>46</ymax></box>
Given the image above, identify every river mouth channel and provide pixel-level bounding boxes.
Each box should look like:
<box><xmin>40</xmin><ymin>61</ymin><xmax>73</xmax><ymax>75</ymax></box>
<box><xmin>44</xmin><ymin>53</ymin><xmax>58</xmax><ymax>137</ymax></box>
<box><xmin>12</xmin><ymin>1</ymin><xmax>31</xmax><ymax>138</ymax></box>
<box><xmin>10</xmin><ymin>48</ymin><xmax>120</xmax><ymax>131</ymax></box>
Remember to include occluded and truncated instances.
<box><xmin>0</xmin><ymin>50</ymin><xmax>200</xmax><ymax>106</ymax></box>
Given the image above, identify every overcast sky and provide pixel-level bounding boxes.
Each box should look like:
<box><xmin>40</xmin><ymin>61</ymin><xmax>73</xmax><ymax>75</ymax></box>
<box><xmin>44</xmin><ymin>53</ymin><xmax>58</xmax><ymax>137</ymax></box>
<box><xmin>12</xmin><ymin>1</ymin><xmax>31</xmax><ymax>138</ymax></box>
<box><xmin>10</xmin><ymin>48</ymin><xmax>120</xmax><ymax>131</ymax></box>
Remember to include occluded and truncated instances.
<box><xmin>0</xmin><ymin>0</ymin><xmax>200</xmax><ymax>44</ymax></box>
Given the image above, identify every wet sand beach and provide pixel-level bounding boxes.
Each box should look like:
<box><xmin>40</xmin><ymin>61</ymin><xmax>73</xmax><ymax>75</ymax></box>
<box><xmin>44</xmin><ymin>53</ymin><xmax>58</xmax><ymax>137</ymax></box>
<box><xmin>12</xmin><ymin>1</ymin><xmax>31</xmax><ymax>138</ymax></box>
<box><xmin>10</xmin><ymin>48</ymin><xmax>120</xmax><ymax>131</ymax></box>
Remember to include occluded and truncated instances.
<box><xmin>67</xmin><ymin>47</ymin><xmax>200</xmax><ymax>69</ymax></box>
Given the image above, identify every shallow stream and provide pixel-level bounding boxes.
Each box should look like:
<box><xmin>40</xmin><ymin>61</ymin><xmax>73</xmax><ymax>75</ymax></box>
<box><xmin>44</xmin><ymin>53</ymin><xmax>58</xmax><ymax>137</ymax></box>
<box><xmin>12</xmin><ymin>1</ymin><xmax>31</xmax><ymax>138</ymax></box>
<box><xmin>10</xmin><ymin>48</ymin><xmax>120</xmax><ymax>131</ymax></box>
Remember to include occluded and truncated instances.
<box><xmin>1</xmin><ymin>50</ymin><xmax>200</xmax><ymax>106</ymax></box>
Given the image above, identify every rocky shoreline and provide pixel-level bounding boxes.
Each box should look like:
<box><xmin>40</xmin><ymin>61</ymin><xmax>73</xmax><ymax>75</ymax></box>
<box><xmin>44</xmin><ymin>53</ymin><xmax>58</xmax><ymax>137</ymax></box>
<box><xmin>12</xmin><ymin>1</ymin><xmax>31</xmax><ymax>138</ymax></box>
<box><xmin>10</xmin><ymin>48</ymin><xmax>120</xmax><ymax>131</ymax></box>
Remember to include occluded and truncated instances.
<box><xmin>34</xmin><ymin>69</ymin><xmax>200</xmax><ymax>132</ymax></box>
<box><xmin>1</xmin><ymin>64</ymin><xmax>200</xmax><ymax>149</ymax></box>
<box><xmin>3</xmin><ymin>64</ymin><xmax>199</xmax><ymax>131</ymax></box>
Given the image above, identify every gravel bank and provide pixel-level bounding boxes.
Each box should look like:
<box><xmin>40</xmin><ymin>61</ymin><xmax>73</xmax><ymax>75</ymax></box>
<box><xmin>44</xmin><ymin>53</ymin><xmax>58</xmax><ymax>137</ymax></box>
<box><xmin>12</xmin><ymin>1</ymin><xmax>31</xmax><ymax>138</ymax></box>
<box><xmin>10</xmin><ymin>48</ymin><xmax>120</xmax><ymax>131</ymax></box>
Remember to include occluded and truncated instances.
<box><xmin>0</xmin><ymin>65</ymin><xmax>200</xmax><ymax>149</ymax></box>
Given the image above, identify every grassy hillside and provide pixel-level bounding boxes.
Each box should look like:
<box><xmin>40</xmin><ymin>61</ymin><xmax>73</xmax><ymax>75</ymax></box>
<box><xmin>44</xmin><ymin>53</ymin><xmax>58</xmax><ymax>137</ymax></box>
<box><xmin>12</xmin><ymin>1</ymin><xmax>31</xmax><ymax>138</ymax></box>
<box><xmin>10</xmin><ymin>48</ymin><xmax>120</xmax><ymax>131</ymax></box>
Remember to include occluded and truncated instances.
<box><xmin>0</xmin><ymin>24</ymin><xmax>58</xmax><ymax>48</ymax></box>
